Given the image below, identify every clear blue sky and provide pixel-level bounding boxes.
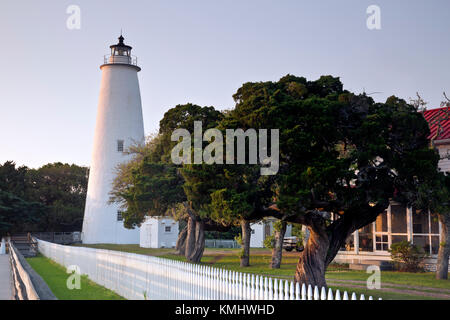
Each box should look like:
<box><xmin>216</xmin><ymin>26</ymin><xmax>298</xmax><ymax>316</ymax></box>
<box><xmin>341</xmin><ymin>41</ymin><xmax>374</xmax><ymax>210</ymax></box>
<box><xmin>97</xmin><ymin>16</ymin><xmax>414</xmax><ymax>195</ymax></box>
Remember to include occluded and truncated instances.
<box><xmin>1</xmin><ymin>0</ymin><xmax>449</xmax><ymax>168</ymax></box>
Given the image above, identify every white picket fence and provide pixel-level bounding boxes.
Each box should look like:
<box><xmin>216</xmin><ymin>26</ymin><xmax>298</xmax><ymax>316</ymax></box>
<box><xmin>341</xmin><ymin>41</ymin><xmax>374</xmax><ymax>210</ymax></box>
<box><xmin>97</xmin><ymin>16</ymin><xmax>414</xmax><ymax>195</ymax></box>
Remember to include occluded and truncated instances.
<box><xmin>36</xmin><ymin>239</ymin><xmax>379</xmax><ymax>300</ymax></box>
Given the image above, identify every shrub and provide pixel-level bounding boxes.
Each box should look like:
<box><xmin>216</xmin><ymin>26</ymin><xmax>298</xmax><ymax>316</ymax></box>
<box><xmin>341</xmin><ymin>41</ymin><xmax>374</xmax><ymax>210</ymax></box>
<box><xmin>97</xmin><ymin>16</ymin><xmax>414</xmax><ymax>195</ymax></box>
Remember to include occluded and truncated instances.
<box><xmin>389</xmin><ymin>241</ymin><xmax>427</xmax><ymax>272</ymax></box>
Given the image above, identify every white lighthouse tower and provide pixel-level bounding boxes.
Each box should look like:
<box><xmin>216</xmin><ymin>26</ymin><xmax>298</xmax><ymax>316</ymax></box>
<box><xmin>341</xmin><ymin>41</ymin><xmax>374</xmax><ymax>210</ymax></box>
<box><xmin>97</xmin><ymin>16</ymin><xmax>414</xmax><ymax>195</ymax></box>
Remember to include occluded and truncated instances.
<box><xmin>82</xmin><ymin>35</ymin><xmax>144</xmax><ymax>244</ymax></box>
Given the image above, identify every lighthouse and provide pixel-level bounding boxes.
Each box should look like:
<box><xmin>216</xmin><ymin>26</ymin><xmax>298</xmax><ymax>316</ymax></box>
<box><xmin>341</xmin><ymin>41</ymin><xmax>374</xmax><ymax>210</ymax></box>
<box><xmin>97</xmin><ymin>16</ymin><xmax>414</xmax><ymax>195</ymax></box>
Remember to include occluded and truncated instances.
<box><xmin>82</xmin><ymin>35</ymin><xmax>144</xmax><ymax>244</ymax></box>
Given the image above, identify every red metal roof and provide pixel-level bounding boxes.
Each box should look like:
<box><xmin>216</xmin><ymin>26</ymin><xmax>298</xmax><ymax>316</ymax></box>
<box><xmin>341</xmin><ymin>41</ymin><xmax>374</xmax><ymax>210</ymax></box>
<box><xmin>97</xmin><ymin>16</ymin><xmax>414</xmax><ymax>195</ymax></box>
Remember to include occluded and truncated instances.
<box><xmin>422</xmin><ymin>106</ymin><xmax>450</xmax><ymax>141</ymax></box>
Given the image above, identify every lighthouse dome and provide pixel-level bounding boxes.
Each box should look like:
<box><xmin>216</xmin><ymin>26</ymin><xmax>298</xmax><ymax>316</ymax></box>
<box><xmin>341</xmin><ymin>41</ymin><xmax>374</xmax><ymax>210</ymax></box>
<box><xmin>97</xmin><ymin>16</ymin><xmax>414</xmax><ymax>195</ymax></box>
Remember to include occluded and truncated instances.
<box><xmin>102</xmin><ymin>34</ymin><xmax>139</xmax><ymax>69</ymax></box>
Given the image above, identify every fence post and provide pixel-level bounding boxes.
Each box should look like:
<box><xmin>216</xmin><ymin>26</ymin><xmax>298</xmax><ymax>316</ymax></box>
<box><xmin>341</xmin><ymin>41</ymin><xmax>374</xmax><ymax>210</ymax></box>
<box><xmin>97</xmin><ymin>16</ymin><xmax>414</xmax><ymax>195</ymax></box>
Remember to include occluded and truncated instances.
<box><xmin>321</xmin><ymin>286</ymin><xmax>327</xmax><ymax>300</ymax></box>
<box><xmin>301</xmin><ymin>283</ymin><xmax>307</xmax><ymax>300</ymax></box>
<box><xmin>259</xmin><ymin>276</ymin><xmax>264</xmax><ymax>300</ymax></box>
<box><xmin>279</xmin><ymin>280</ymin><xmax>284</xmax><ymax>300</ymax></box>
<box><xmin>307</xmin><ymin>284</ymin><xmax>313</xmax><ymax>300</ymax></box>
<box><xmin>289</xmin><ymin>281</ymin><xmax>295</xmax><ymax>300</ymax></box>
<box><xmin>335</xmin><ymin>289</ymin><xmax>341</xmax><ymax>300</ymax></box>
<box><xmin>273</xmin><ymin>279</ymin><xmax>279</xmax><ymax>300</ymax></box>
<box><xmin>268</xmin><ymin>278</ymin><xmax>273</xmax><ymax>300</ymax></box>
<box><xmin>264</xmin><ymin>277</ymin><xmax>268</xmax><ymax>300</ymax></box>
<box><xmin>327</xmin><ymin>287</ymin><xmax>334</xmax><ymax>300</ymax></box>
<box><xmin>239</xmin><ymin>272</ymin><xmax>243</xmax><ymax>300</ymax></box>
<box><xmin>343</xmin><ymin>291</ymin><xmax>349</xmax><ymax>300</ymax></box>
<box><xmin>284</xmin><ymin>280</ymin><xmax>289</xmax><ymax>300</ymax></box>
<box><xmin>253</xmin><ymin>275</ymin><xmax>258</xmax><ymax>300</ymax></box>
<box><xmin>313</xmin><ymin>286</ymin><xmax>320</xmax><ymax>300</ymax></box>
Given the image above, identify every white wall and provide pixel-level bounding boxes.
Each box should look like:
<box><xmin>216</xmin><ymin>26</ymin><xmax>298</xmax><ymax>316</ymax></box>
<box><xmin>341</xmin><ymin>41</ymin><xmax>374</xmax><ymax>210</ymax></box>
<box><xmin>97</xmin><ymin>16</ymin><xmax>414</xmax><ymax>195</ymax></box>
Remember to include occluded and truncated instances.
<box><xmin>250</xmin><ymin>221</ymin><xmax>293</xmax><ymax>248</ymax></box>
<box><xmin>82</xmin><ymin>60</ymin><xmax>144</xmax><ymax>244</ymax></box>
<box><xmin>250</xmin><ymin>222</ymin><xmax>265</xmax><ymax>248</ymax></box>
<box><xmin>437</xmin><ymin>144</ymin><xmax>450</xmax><ymax>173</ymax></box>
<box><xmin>140</xmin><ymin>217</ymin><xmax>179</xmax><ymax>248</ymax></box>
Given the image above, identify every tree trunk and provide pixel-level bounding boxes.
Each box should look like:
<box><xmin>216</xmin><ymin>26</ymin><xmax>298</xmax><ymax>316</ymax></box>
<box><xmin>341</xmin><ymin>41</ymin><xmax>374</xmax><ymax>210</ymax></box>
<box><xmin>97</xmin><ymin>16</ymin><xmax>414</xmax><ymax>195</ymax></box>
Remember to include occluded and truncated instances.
<box><xmin>294</xmin><ymin>226</ymin><xmax>330</xmax><ymax>288</ymax></box>
<box><xmin>436</xmin><ymin>213</ymin><xmax>450</xmax><ymax>280</ymax></box>
<box><xmin>175</xmin><ymin>225</ymin><xmax>188</xmax><ymax>255</ymax></box>
<box><xmin>270</xmin><ymin>221</ymin><xmax>287</xmax><ymax>269</ymax></box>
<box><xmin>185</xmin><ymin>215</ymin><xmax>197</xmax><ymax>259</ymax></box>
<box><xmin>187</xmin><ymin>220</ymin><xmax>205</xmax><ymax>263</ymax></box>
<box><xmin>240</xmin><ymin>220</ymin><xmax>251</xmax><ymax>267</ymax></box>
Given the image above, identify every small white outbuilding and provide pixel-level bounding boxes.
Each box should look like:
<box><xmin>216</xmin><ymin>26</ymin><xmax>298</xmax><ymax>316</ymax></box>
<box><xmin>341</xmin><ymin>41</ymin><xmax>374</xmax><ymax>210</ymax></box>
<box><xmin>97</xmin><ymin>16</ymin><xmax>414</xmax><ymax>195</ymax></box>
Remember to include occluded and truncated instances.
<box><xmin>139</xmin><ymin>216</ymin><xmax>179</xmax><ymax>248</ymax></box>
<box><xmin>250</xmin><ymin>218</ymin><xmax>292</xmax><ymax>248</ymax></box>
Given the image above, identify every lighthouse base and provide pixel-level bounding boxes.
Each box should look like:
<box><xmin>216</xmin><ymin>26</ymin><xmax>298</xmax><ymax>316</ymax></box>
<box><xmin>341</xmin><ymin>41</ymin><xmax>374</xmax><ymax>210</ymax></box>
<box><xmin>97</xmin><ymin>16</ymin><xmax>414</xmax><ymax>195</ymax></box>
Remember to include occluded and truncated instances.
<box><xmin>82</xmin><ymin>202</ymin><xmax>140</xmax><ymax>244</ymax></box>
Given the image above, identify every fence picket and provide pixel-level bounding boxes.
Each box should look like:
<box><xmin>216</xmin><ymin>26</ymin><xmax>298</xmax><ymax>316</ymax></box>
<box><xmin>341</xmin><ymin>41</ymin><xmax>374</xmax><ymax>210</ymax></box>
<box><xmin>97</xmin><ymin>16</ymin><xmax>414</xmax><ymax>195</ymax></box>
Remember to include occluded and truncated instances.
<box><xmin>35</xmin><ymin>239</ymin><xmax>379</xmax><ymax>301</ymax></box>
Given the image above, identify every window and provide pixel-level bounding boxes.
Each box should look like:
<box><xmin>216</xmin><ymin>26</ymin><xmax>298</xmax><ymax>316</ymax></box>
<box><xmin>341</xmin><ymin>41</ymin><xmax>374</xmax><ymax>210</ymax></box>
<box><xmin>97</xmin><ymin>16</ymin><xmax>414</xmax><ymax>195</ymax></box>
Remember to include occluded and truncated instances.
<box><xmin>412</xmin><ymin>209</ymin><xmax>440</xmax><ymax>255</ymax></box>
<box><xmin>413</xmin><ymin>208</ymin><xmax>429</xmax><ymax>233</ymax></box>
<box><xmin>358</xmin><ymin>225</ymin><xmax>373</xmax><ymax>252</ymax></box>
<box><xmin>165</xmin><ymin>226</ymin><xmax>171</xmax><ymax>233</ymax></box>
<box><xmin>375</xmin><ymin>211</ymin><xmax>388</xmax><ymax>232</ymax></box>
<box><xmin>430</xmin><ymin>212</ymin><xmax>439</xmax><ymax>234</ymax></box>
<box><xmin>413</xmin><ymin>235</ymin><xmax>429</xmax><ymax>254</ymax></box>
<box><xmin>117</xmin><ymin>140</ymin><xmax>124</xmax><ymax>152</ymax></box>
<box><xmin>375</xmin><ymin>234</ymin><xmax>389</xmax><ymax>251</ymax></box>
<box><xmin>391</xmin><ymin>205</ymin><xmax>407</xmax><ymax>233</ymax></box>
<box><xmin>391</xmin><ymin>235</ymin><xmax>407</xmax><ymax>245</ymax></box>
<box><xmin>117</xmin><ymin>211</ymin><xmax>123</xmax><ymax>221</ymax></box>
<box><xmin>251</xmin><ymin>229</ymin><xmax>255</xmax><ymax>234</ymax></box>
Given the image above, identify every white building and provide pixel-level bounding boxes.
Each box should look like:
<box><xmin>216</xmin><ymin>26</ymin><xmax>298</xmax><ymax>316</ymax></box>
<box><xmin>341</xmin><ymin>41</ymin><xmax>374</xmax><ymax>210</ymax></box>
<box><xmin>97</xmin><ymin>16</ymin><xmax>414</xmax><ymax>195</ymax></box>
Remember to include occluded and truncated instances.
<box><xmin>334</xmin><ymin>107</ymin><xmax>450</xmax><ymax>270</ymax></box>
<box><xmin>82</xmin><ymin>35</ymin><xmax>144</xmax><ymax>244</ymax></box>
<box><xmin>140</xmin><ymin>217</ymin><xmax>179</xmax><ymax>248</ymax></box>
<box><xmin>250</xmin><ymin>218</ymin><xmax>292</xmax><ymax>248</ymax></box>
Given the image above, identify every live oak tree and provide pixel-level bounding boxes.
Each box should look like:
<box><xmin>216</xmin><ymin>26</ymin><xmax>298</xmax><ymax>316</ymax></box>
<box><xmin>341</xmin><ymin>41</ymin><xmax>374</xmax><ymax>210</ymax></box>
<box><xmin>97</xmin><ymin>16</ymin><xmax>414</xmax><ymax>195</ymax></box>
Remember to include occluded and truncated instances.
<box><xmin>426</xmin><ymin>94</ymin><xmax>450</xmax><ymax>280</ymax></box>
<box><xmin>110</xmin><ymin>104</ymin><xmax>227</xmax><ymax>262</ymax></box>
<box><xmin>227</xmin><ymin>75</ymin><xmax>441</xmax><ymax>287</ymax></box>
<box><xmin>182</xmin><ymin>108</ymin><xmax>276</xmax><ymax>267</ymax></box>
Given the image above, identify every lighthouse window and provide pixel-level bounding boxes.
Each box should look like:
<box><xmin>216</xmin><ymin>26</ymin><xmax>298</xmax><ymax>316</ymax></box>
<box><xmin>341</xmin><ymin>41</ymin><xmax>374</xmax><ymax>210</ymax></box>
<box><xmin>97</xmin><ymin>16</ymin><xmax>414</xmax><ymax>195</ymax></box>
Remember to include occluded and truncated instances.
<box><xmin>165</xmin><ymin>226</ymin><xmax>171</xmax><ymax>233</ymax></box>
<box><xmin>117</xmin><ymin>140</ymin><xmax>124</xmax><ymax>152</ymax></box>
<box><xmin>117</xmin><ymin>211</ymin><xmax>123</xmax><ymax>221</ymax></box>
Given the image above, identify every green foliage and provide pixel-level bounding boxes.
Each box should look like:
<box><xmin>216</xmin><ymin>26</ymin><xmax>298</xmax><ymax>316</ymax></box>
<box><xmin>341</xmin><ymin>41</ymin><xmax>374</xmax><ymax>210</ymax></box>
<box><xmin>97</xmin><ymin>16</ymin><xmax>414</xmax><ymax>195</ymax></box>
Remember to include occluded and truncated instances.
<box><xmin>205</xmin><ymin>225</ymin><xmax>240</xmax><ymax>240</ymax></box>
<box><xmin>264</xmin><ymin>235</ymin><xmax>275</xmax><ymax>249</ymax></box>
<box><xmin>0</xmin><ymin>191</ymin><xmax>44</xmax><ymax>237</ymax></box>
<box><xmin>0</xmin><ymin>161</ymin><xmax>88</xmax><ymax>235</ymax></box>
<box><xmin>389</xmin><ymin>241</ymin><xmax>427</xmax><ymax>272</ymax></box>
<box><xmin>27</xmin><ymin>162</ymin><xmax>89</xmax><ymax>231</ymax></box>
<box><xmin>290</xmin><ymin>224</ymin><xmax>304</xmax><ymax>244</ymax></box>
<box><xmin>234</xmin><ymin>233</ymin><xmax>242</xmax><ymax>245</ymax></box>
<box><xmin>110</xmin><ymin>104</ymin><xmax>224</xmax><ymax>228</ymax></box>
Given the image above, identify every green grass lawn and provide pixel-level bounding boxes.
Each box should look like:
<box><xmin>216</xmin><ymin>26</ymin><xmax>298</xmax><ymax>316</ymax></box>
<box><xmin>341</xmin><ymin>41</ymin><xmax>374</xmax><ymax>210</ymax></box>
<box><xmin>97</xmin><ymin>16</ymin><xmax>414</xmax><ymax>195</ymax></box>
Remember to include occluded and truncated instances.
<box><xmin>76</xmin><ymin>244</ymin><xmax>450</xmax><ymax>300</ymax></box>
<box><xmin>26</xmin><ymin>255</ymin><xmax>125</xmax><ymax>300</ymax></box>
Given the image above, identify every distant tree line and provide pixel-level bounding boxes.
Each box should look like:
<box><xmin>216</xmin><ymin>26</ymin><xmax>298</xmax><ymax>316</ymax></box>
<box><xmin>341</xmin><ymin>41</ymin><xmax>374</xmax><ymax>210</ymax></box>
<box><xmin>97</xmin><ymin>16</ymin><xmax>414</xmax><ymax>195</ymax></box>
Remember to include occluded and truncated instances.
<box><xmin>0</xmin><ymin>161</ymin><xmax>88</xmax><ymax>237</ymax></box>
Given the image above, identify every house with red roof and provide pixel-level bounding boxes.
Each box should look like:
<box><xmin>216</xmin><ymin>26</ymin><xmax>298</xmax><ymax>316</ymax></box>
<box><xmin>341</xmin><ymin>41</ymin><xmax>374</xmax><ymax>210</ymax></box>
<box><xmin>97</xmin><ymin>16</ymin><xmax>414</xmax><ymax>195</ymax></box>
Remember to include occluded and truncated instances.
<box><xmin>333</xmin><ymin>106</ymin><xmax>450</xmax><ymax>270</ymax></box>
<box><xmin>423</xmin><ymin>106</ymin><xmax>450</xmax><ymax>172</ymax></box>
